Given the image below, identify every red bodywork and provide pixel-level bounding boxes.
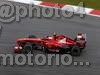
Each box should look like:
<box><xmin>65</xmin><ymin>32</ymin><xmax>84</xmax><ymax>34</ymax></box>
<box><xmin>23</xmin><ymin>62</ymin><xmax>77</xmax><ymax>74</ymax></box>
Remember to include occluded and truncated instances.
<box><xmin>14</xmin><ymin>34</ymin><xmax>86</xmax><ymax>53</ymax></box>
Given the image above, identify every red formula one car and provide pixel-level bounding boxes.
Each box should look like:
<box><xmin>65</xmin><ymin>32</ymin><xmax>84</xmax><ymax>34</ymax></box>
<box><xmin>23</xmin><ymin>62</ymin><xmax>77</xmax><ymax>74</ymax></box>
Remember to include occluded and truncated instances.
<box><xmin>14</xmin><ymin>33</ymin><xmax>87</xmax><ymax>56</ymax></box>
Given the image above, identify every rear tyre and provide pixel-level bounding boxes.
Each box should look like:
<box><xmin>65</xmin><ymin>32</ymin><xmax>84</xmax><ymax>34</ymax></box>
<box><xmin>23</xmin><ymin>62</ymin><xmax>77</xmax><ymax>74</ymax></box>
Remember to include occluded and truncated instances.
<box><xmin>74</xmin><ymin>38</ymin><xmax>77</xmax><ymax>41</ymax></box>
<box><xmin>71</xmin><ymin>46</ymin><xmax>81</xmax><ymax>56</ymax></box>
<box><xmin>42</xmin><ymin>46</ymin><xmax>48</xmax><ymax>53</ymax></box>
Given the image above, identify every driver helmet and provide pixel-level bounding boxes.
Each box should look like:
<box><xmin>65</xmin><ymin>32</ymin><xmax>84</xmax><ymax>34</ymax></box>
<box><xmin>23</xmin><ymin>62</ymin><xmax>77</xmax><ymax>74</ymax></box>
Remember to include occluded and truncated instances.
<box><xmin>53</xmin><ymin>32</ymin><xmax>57</xmax><ymax>35</ymax></box>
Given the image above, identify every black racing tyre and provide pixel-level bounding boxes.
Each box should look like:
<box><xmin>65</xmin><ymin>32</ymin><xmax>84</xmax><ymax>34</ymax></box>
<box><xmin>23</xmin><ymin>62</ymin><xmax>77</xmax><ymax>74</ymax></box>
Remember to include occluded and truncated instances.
<box><xmin>14</xmin><ymin>51</ymin><xmax>22</xmax><ymax>54</ymax></box>
<box><xmin>71</xmin><ymin>46</ymin><xmax>81</xmax><ymax>56</ymax></box>
<box><xmin>22</xmin><ymin>42</ymin><xmax>32</xmax><ymax>54</ymax></box>
<box><xmin>74</xmin><ymin>38</ymin><xmax>77</xmax><ymax>41</ymax></box>
<box><xmin>42</xmin><ymin>46</ymin><xmax>48</xmax><ymax>53</ymax></box>
<box><xmin>28</xmin><ymin>35</ymin><xmax>37</xmax><ymax>38</ymax></box>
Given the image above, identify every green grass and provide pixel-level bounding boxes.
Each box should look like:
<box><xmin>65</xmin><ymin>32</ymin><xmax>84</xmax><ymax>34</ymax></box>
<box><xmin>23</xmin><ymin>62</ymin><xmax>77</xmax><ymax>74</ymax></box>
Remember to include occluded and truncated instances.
<box><xmin>41</xmin><ymin>0</ymin><xmax>100</xmax><ymax>9</ymax></box>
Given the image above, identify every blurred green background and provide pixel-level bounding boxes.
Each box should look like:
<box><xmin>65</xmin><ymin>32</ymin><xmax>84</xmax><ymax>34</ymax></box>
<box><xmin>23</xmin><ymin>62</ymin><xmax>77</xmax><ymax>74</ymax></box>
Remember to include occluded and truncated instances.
<box><xmin>41</xmin><ymin>0</ymin><xmax>100</xmax><ymax>9</ymax></box>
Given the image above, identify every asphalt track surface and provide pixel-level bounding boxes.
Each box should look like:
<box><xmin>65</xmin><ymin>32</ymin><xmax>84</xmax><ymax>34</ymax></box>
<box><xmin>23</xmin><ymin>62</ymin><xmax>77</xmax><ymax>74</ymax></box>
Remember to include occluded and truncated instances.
<box><xmin>0</xmin><ymin>0</ymin><xmax>100</xmax><ymax>75</ymax></box>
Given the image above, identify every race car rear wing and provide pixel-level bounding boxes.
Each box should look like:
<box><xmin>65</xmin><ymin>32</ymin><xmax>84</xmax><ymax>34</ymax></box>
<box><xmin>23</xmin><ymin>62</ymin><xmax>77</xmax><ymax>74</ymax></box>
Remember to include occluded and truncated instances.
<box><xmin>76</xmin><ymin>33</ymin><xmax>87</xmax><ymax>41</ymax></box>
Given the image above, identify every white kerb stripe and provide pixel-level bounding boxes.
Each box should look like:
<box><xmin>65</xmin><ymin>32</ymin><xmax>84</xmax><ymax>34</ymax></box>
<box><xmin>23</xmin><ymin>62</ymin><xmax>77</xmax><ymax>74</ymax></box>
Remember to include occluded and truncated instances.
<box><xmin>9</xmin><ymin>0</ymin><xmax>31</xmax><ymax>4</ymax></box>
<box><xmin>30</xmin><ymin>1</ymin><xmax>43</xmax><ymax>5</ymax></box>
<box><xmin>8</xmin><ymin>0</ymin><xmax>42</xmax><ymax>5</ymax></box>
<box><xmin>62</xmin><ymin>5</ymin><xmax>94</xmax><ymax>14</ymax></box>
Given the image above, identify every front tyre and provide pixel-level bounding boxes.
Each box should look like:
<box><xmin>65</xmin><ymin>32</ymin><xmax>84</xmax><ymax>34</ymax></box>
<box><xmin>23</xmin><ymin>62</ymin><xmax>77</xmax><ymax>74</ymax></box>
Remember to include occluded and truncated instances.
<box><xmin>22</xmin><ymin>42</ymin><xmax>33</xmax><ymax>54</ymax></box>
<box><xmin>71</xmin><ymin>46</ymin><xmax>81</xmax><ymax>56</ymax></box>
